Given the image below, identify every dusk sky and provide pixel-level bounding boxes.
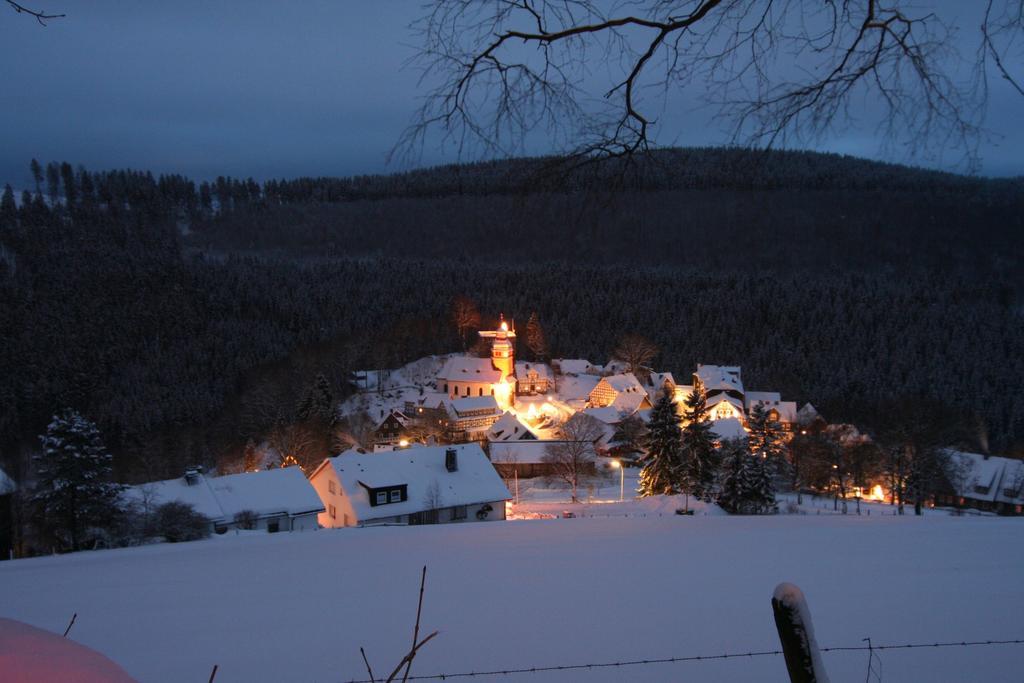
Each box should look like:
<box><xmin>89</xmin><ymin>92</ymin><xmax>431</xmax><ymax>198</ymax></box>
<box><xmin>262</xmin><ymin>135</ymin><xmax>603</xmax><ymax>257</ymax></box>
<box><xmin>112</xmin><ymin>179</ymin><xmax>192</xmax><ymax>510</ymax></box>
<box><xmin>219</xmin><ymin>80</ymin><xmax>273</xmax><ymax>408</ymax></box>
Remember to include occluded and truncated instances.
<box><xmin>2</xmin><ymin>0</ymin><xmax>1021</xmax><ymax>188</ymax></box>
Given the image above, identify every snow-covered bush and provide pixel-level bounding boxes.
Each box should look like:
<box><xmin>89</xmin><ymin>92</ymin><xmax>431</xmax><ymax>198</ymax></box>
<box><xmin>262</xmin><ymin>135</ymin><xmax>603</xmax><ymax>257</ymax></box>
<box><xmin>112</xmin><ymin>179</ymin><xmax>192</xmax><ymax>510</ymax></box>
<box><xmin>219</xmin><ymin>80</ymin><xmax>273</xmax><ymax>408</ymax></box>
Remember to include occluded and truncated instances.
<box><xmin>155</xmin><ymin>502</ymin><xmax>211</xmax><ymax>543</ymax></box>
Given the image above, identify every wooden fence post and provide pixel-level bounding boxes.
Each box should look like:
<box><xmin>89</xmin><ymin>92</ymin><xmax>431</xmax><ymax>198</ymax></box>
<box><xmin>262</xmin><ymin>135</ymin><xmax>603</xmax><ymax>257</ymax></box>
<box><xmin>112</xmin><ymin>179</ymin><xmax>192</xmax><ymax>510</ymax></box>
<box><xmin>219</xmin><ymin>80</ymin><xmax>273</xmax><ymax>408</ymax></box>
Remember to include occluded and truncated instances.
<box><xmin>772</xmin><ymin>582</ymin><xmax>829</xmax><ymax>683</ymax></box>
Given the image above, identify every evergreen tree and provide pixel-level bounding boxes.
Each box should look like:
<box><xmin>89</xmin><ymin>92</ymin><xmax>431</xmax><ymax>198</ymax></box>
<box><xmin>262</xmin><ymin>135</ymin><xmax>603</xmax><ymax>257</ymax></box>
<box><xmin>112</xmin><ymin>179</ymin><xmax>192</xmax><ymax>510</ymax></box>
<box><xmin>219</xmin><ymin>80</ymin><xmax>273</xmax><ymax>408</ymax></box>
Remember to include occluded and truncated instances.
<box><xmin>638</xmin><ymin>389</ymin><xmax>684</xmax><ymax>497</ymax></box>
<box><xmin>524</xmin><ymin>311</ymin><xmax>549</xmax><ymax>361</ymax></box>
<box><xmin>30</xmin><ymin>158</ymin><xmax>43</xmax><ymax>197</ymax></box>
<box><xmin>45</xmin><ymin>162</ymin><xmax>60</xmax><ymax>206</ymax></box>
<box><xmin>748</xmin><ymin>401</ymin><xmax>789</xmax><ymax>487</ymax></box>
<box><xmin>0</xmin><ymin>185</ymin><xmax>15</xmax><ymax>226</ymax></box>
<box><xmin>680</xmin><ymin>381</ymin><xmax>720</xmax><ymax>502</ymax></box>
<box><xmin>716</xmin><ymin>438</ymin><xmax>752</xmax><ymax>513</ymax></box>
<box><xmin>296</xmin><ymin>373</ymin><xmax>334</xmax><ymax>423</ymax></box>
<box><xmin>33</xmin><ymin>410</ymin><xmax>124</xmax><ymax>551</ymax></box>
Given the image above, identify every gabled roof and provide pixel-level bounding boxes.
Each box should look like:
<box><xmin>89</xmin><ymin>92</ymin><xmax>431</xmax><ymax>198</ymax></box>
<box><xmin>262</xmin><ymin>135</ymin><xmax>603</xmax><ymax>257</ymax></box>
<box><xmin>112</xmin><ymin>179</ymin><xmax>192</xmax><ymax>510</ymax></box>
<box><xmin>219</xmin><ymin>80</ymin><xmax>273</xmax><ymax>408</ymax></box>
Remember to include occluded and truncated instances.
<box><xmin>797</xmin><ymin>403</ymin><xmax>822</xmax><ymax>425</ymax></box>
<box><xmin>450</xmin><ymin>395</ymin><xmax>500</xmax><ymax>415</ymax></box>
<box><xmin>706</xmin><ymin>393</ymin><xmax>745</xmax><ymax>412</ymax></box>
<box><xmin>515</xmin><ymin>362</ymin><xmax>553</xmax><ymax>380</ymax></box>
<box><xmin>557</xmin><ymin>374</ymin><xmax>602</xmax><ymax>401</ymax></box>
<box><xmin>437</xmin><ymin>356</ymin><xmax>501</xmax><ymax>383</ymax></box>
<box><xmin>316</xmin><ymin>444</ymin><xmax>510</xmax><ymax>520</ymax></box>
<box><xmin>946</xmin><ymin>449</ymin><xmax>1018</xmax><ymax>503</ymax></box>
<box><xmin>610</xmin><ymin>390</ymin><xmax>651</xmax><ymax>414</ymax></box>
<box><xmin>487</xmin><ymin>411</ymin><xmax>536</xmax><ymax>441</ymax></box>
<box><xmin>582</xmin><ymin>406</ymin><xmax>624</xmax><ymax>425</ymax></box>
<box><xmin>125</xmin><ymin>467</ymin><xmax>324</xmax><ymax>523</ymax></box>
<box><xmin>554</xmin><ymin>358</ymin><xmax>599</xmax><ymax>376</ymax></box>
<box><xmin>601</xmin><ymin>373</ymin><xmax>645</xmax><ymax>393</ymax></box>
<box><xmin>696</xmin><ymin>364</ymin><xmax>744</xmax><ymax>394</ymax></box>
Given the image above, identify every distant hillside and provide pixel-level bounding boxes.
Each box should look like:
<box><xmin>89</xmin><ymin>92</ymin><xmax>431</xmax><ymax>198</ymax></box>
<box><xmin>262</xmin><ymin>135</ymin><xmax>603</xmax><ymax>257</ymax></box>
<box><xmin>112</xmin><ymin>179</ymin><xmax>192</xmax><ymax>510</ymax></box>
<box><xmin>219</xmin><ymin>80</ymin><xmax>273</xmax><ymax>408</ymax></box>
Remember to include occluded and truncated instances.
<box><xmin>2</xmin><ymin>151</ymin><xmax>1022</xmax><ymax>482</ymax></box>
<box><xmin>186</xmin><ymin>148</ymin><xmax>1024</xmax><ymax>278</ymax></box>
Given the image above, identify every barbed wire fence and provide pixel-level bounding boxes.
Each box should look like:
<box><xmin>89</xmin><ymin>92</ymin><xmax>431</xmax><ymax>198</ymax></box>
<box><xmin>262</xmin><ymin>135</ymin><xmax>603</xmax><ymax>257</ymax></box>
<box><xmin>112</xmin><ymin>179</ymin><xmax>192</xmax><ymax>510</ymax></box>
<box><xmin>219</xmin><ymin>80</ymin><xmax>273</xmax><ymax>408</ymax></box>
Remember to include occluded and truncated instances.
<box><xmin>341</xmin><ymin>638</ymin><xmax>1024</xmax><ymax>683</ymax></box>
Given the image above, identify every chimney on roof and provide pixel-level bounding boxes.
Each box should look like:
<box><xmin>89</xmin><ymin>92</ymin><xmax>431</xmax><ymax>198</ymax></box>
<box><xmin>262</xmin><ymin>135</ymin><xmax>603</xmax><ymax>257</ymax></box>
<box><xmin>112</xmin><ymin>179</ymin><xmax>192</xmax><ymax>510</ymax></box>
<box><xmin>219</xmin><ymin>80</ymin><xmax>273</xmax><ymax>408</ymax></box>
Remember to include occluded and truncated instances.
<box><xmin>183</xmin><ymin>467</ymin><xmax>202</xmax><ymax>486</ymax></box>
<box><xmin>445</xmin><ymin>448</ymin><xmax>458</xmax><ymax>473</ymax></box>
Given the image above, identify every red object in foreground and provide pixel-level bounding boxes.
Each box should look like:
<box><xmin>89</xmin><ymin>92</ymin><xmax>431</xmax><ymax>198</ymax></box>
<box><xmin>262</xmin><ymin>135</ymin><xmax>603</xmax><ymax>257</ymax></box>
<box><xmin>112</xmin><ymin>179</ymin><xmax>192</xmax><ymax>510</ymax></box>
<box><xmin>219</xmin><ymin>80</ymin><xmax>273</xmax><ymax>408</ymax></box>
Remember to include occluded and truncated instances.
<box><xmin>0</xmin><ymin>617</ymin><xmax>137</xmax><ymax>682</ymax></box>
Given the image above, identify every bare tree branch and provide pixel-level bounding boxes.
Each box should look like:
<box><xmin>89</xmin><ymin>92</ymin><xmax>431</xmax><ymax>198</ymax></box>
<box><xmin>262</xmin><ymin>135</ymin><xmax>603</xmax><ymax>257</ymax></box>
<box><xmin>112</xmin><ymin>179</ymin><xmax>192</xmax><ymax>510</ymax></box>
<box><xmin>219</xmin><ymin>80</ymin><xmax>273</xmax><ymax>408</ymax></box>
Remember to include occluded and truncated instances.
<box><xmin>5</xmin><ymin>0</ymin><xmax>64</xmax><ymax>26</ymax></box>
<box><xmin>400</xmin><ymin>1</ymin><xmax>1024</xmax><ymax>171</ymax></box>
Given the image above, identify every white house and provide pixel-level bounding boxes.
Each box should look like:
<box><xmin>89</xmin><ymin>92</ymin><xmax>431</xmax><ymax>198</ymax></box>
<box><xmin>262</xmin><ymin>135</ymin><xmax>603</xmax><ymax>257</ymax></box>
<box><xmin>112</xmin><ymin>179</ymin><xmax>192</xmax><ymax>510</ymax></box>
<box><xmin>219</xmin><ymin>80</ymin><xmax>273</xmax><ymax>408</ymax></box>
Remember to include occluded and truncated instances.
<box><xmin>308</xmin><ymin>444</ymin><xmax>511</xmax><ymax>527</ymax></box>
<box><xmin>125</xmin><ymin>467</ymin><xmax>324</xmax><ymax>534</ymax></box>
<box><xmin>487</xmin><ymin>411</ymin><xmax>537</xmax><ymax>442</ymax></box>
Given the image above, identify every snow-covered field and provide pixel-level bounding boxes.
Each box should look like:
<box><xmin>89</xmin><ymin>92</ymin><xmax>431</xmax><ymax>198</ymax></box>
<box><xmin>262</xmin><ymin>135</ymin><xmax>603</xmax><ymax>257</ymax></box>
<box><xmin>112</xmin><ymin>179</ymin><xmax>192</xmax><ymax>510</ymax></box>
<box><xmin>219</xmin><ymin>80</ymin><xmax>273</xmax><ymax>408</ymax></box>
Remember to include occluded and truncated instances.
<box><xmin>3</xmin><ymin>511</ymin><xmax>1023</xmax><ymax>682</ymax></box>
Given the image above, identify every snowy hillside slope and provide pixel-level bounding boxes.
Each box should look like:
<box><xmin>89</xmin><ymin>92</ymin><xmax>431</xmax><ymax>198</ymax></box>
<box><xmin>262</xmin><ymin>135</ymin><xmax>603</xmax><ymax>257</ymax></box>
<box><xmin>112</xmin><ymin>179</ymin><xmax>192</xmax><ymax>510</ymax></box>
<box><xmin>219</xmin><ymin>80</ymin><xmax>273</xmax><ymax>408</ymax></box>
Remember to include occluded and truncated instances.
<box><xmin>2</xmin><ymin>514</ymin><xmax>1022</xmax><ymax>682</ymax></box>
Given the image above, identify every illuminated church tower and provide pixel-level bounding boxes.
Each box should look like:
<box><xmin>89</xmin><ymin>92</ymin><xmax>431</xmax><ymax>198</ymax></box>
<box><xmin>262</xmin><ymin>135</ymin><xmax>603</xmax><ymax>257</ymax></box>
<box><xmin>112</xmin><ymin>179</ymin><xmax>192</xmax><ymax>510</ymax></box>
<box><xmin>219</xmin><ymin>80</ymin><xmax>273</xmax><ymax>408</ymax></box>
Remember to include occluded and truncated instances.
<box><xmin>491</xmin><ymin>314</ymin><xmax>515</xmax><ymax>380</ymax></box>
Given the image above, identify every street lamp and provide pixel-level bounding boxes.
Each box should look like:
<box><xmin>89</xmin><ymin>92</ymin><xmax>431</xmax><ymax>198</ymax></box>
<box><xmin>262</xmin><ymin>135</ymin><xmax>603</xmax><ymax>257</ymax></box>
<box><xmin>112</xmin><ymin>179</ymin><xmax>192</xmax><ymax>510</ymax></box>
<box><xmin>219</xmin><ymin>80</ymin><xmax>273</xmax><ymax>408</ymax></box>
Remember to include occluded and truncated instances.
<box><xmin>610</xmin><ymin>459</ymin><xmax>624</xmax><ymax>502</ymax></box>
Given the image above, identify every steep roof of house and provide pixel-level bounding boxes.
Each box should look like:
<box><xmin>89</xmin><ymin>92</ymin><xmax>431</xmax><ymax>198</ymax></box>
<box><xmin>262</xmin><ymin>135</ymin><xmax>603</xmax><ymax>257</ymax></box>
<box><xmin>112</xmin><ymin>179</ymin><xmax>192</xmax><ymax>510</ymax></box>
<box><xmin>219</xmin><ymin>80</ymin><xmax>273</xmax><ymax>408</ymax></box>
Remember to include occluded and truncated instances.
<box><xmin>554</xmin><ymin>358</ymin><xmax>598</xmax><ymax>376</ymax></box>
<box><xmin>706</xmin><ymin>393</ymin><xmax>745</xmax><ymax>412</ymax></box>
<box><xmin>437</xmin><ymin>356</ymin><xmax>501</xmax><ymax>383</ymax></box>
<box><xmin>797</xmin><ymin>403</ymin><xmax>822</xmax><ymax>424</ymax></box>
<box><xmin>450</xmin><ymin>395</ymin><xmax>500</xmax><ymax>415</ymax></box>
<box><xmin>557</xmin><ymin>374</ymin><xmax>602</xmax><ymax>401</ymax></box>
<box><xmin>946</xmin><ymin>449</ymin><xmax>1020</xmax><ymax>503</ymax></box>
<box><xmin>125</xmin><ymin>467</ymin><xmax>324</xmax><ymax>523</ymax></box>
<box><xmin>582</xmin><ymin>406</ymin><xmax>624</xmax><ymax>425</ymax></box>
<box><xmin>321</xmin><ymin>444</ymin><xmax>510</xmax><ymax>520</ymax></box>
<box><xmin>610</xmin><ymin>390</ymin><xmax>650</xmax><ymax>415</ymax></box>
<box><xmin>487</xmin><ymin>411</ymin><xmax>536</xmax><ymax>441</ymax></box>
<box><xmin>696</xmin><ymin>364</ymin><xmax>744</xmax><ymax>394</ymax></box>
<box><xmin>601</xmin><ymin>373</ymin><xmax>645</xmax><ymax>393</ymax></box>
<box><xmin>515</xmin><ymin>361</ymin><xmax>553</xmax><ymax>380</ymax></box>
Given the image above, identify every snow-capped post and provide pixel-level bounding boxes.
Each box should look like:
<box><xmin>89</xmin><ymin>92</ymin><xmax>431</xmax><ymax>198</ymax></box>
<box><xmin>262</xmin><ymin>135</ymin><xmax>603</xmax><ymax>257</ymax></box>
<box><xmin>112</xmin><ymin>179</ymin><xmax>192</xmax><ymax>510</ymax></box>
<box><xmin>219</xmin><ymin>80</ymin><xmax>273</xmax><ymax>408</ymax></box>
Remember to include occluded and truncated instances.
<box><xmin>771</xmin><ymin>583</ymin><xmax>829</xmax><ymax>683</ymax></box>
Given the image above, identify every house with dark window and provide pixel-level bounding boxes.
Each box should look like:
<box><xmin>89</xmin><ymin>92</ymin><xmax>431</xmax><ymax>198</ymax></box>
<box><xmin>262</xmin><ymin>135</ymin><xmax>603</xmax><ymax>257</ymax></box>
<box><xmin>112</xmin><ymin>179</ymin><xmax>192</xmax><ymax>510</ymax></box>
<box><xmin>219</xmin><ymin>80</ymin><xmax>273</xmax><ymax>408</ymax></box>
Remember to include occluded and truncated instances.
<box><xmin>307</xmin><ymin>444</ymin><xmax>510</xmax><ymax>527</ymax></box>
<box><xmin>372</xmin><ymin>410</ymin><xmax>411</xmax><ymax>447</ymax></box>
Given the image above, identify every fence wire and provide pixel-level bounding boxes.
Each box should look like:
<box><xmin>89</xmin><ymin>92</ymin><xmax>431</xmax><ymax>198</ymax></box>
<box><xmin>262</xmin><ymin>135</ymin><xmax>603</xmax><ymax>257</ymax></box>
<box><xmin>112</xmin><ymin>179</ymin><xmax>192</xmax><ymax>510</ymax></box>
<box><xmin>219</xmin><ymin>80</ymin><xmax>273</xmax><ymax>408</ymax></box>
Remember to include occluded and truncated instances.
<box><xmin>342</xmin><ymin>638</ymin><xmax>1024</xmax><ymax>682</ymax></box>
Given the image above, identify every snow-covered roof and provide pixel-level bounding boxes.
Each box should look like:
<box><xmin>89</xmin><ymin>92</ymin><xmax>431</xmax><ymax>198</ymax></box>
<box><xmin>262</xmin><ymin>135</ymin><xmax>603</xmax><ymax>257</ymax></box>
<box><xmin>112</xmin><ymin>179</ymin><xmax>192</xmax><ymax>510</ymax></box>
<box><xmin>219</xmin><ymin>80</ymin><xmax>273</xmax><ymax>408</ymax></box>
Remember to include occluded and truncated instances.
<box><xmin>610</xmin><ymin>390</ymin><xmax>650</xmax><ymax>415</ymax></box>
<box><xmin>487</xmin><ymin>411</ymin><xmax>536</xmax><ymax>441</ymax></box>
<box><xmin>557</xmin><ymin>374</ymin><xmax>602</xmax><ymax>401</ymax></box>
<box><xmin>696</xmin><ymin>364</ymin><xmax>744</xmax><ymax>394</ymax></box>
<box><xmin>437</xmin><ymin>356</ymin><xmax>501</xmax><ymax>383</ymax></box>
<box><xmin>747</xmin><ymin>396</ymin><xmax>798</xmax><ymax>423</ymax></box>
<box><xmin>711</xmin><ymin>417</ymin><xmax>748</xmax><ymax>441</ymax></box>
<box><xmin>515</xmin><ymin>362</ymin><xmax>553</xmax><ymax>380</ymax></box>
<box><xmin>602</xmin><ymin>373</ymin><xmax>645</xmax><ymax>393</ymax></box>
<box><xmin>745</xmin><ymin>391</ymin><xmax>781</xmax><ymax>405</ymax></box>
<box><xmin>706</xmin><ymin>393</ymin><xmax>745</xmax><ymax>412</ymax></box>
<box><xmin>450</xmin><ymin>395</ymin><xmax>500</xmax><ymax>415</ymax></box>
<box><xmin>797</xmin><ymin>403</ymin><xmax>822</xmax><ymax>425</ymax></box>
<box><xmin>125</xmin><ymin>468</ymin><xmax>324</xmax><ymax>523</ymax></box>
<box><xmin>582</xmin><ymin>406</ymin><xmax>624</xmax><ymax>425</ymax></box>
<box><xmin>318</xmin><ymin>444</ymin><xmax>510</xmax><ymax>520</ymax></box>
<box><xmin>644</xmin><ymin>372</ymin><xmax>676</xmax><ymax>402</ymax></box>
<box><xmin>946</xmin><ymin>450</ymin><xmax>1015</xmax><ymax>503</ymax></box>
<box><xmin>554</xmin><ymin>358</ymin><xmax>599</xmax><ymax>376</ymax></box>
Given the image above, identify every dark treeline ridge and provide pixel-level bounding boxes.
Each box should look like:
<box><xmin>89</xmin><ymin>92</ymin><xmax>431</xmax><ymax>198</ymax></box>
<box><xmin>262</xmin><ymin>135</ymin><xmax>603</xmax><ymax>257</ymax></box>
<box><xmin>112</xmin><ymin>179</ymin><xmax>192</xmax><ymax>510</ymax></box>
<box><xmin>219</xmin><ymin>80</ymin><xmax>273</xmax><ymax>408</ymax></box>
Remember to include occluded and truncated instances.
<box><xmin>1</xmin><ymin>151</ymin><xmax>1022</xmax><ymax>483</ymax></box>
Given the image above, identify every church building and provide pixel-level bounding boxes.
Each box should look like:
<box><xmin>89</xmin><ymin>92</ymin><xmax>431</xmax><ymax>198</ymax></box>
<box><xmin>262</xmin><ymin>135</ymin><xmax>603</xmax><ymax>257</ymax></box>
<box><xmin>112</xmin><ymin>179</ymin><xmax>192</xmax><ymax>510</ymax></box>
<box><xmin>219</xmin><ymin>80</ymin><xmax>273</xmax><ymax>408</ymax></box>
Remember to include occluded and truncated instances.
<box><xmin>437</xmin><ymin>315</ymin><xmax>518</xmax><ymax>409</ymax></box>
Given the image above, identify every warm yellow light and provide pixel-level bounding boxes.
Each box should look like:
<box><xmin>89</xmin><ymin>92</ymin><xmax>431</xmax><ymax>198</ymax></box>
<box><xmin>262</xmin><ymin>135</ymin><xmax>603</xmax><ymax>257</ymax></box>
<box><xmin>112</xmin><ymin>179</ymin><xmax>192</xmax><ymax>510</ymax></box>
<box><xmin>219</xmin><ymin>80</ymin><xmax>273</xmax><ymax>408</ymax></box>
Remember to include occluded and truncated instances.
<box><xmin>869</xmin><ymin>484</ymin><xmax>885</xmax><ymax>501</ymax></box>
<box><xmin>399</xmin><ymin>439</ymin><xmax>409</xmax><ymax>447</ymax></box>
<box><xmin>500</xmin><ymin>321</ymin><xmax>508</xmax><ymax>332</ymax></box>
<box><xmin>609</xmin><ymin>460</ymin><xmax>621</xmax><ymax>469</ymax></box>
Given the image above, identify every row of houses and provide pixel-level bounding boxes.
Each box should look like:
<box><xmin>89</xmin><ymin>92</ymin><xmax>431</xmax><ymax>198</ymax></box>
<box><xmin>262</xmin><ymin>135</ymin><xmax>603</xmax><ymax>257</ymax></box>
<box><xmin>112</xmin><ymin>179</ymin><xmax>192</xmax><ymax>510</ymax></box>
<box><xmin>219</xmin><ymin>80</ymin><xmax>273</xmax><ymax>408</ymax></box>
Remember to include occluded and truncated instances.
<box><xmin>122</xmin><ymin>444</ymin><xmax>511</xmax><ymax>536</ymax></box>
<box><xmin>936</xmin><ymin>450</ymin><xmax>1024</xmax><ymax>515</ymax></box>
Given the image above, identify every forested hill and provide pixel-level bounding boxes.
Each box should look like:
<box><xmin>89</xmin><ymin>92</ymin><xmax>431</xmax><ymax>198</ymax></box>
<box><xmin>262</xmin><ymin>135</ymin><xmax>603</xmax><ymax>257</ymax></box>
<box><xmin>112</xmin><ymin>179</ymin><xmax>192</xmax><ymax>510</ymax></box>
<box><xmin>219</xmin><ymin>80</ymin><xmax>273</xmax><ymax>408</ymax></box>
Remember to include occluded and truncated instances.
<box><xmin>1</xmin><ymin>151</ymin><xmax>1022</xmax><ymax>482</ymax></box>
<box><xmin>187</xmin><ymin>149</ymin><xmax>1024</xmax><ymax>275</ymax></box>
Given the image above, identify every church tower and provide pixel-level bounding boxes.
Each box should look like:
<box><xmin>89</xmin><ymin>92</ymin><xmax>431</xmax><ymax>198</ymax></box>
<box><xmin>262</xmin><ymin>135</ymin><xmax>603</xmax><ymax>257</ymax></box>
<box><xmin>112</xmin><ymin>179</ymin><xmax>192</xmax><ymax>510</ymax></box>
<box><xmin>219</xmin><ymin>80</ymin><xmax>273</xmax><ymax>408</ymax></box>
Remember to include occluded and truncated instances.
<box><xmin>491</xmin><ymin>314</ymin><xmax>515</xmax><ymax>381</ymax></box>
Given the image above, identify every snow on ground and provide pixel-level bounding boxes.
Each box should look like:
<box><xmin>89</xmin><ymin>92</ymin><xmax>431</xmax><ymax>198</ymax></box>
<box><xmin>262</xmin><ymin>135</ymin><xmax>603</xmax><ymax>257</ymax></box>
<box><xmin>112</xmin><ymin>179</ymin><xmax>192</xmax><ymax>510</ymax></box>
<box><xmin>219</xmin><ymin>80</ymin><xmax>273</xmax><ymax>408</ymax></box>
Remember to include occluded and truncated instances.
<box><xmin>2</xmin><ymin>511</ymin><xmax>1023</xmax><ymax>683</ymax></box>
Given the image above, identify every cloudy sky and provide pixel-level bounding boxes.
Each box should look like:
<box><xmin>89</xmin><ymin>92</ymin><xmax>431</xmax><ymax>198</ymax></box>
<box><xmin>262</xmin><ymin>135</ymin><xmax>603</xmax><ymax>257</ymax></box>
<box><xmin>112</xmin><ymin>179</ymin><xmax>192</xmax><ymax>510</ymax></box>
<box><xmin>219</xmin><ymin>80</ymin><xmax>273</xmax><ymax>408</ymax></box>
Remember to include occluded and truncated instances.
<box><xmin>1</xmin><ymin>1</ymin><xmax>1021</xmax><ymax>187</ymax></box>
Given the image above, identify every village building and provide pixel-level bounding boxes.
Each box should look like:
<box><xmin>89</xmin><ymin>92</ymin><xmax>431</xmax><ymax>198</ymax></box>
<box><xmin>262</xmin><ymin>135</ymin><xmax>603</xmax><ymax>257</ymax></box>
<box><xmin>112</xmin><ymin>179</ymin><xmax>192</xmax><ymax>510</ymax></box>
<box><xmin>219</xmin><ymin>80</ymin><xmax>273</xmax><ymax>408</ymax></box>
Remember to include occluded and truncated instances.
<box><xmin>588</xmin><ymin>373</ymin><xmax>652</xmax><ymax>410</ymax></box>
<box><xmin>125</xmin><ymin>467</ymin><xmax>324</xmax><ymax>534</ymax></box>
<box><xmin>308</xmin><ymin>444</ymin><xmax>510</xmax><ymax>527</ymax></box>
<box><xmin>695</xmin><ymin>364</ymin><xmax>798</xmax><ymax>430</ymax></box>
<box><xmin>371</xmin><ymin>410</ymin><xmax>412</xmax><ymax>447</ymax></box>
<box><xmin>552</xmin><ymin>358</ymin><xmax>602</xmax><ymax>376</ymax></box>
<box><xmin>437</xmin><ymin>316</ymin><xmax>518</xmax><ymax>408</ymax></box>
<box><xmin>515</xmin><ymin>361</ymin><xmax>554</xmax><ymax>394</ymax></box>
<box><xmin>936</xmin><ymin>450</ymin><xmax>1024</xmax><ymax>515</ymax></box>
<box><xmin>487</xmin><ymin>411</ymin><xmax>537</xmax><ymax>442</ymax></box>
<box><xmin>446</xmin><ymin>395</ymin><xmax>503</xmax><ymax>440</ymax></box>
